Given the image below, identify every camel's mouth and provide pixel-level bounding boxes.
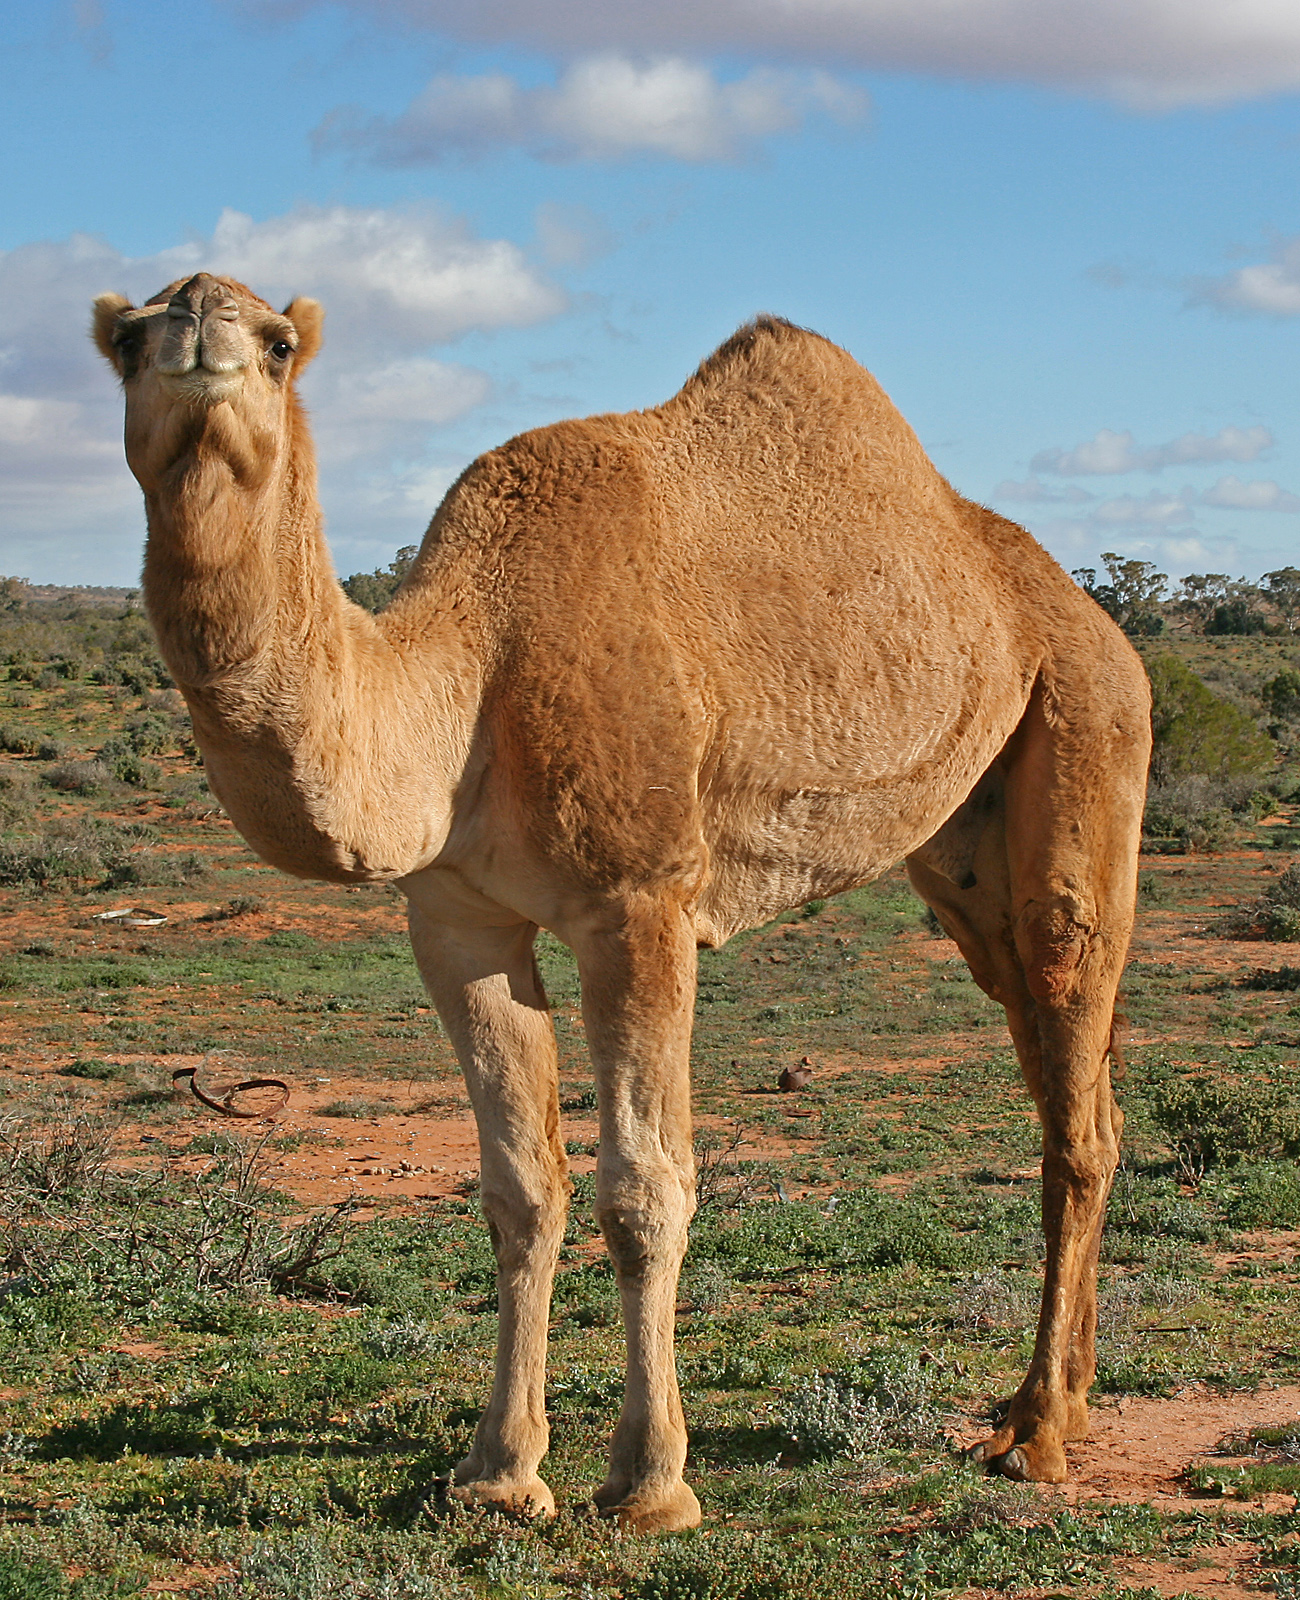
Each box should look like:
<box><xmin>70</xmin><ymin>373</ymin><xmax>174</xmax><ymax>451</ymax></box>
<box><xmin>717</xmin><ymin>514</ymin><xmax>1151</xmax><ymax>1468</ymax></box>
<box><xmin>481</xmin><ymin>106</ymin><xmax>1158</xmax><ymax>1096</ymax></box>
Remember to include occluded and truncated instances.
<box><xmin>160</xmin><ymin>366</ymin><xmax>247</xmax><ymax>407</ymax></box>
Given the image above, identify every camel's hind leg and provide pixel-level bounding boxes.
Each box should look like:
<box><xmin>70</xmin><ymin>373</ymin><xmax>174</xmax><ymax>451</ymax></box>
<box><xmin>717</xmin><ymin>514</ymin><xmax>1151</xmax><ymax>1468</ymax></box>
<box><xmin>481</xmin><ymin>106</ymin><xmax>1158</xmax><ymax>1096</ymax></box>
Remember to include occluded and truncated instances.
<box><xmin>907</xmin><ymin>674</ymin><xmax>1148</xmax><ymax>1482</ymax></box>
<box><xmin>406</xmin><ymin>903</ymin><xmax>570</xmax><ymax>1518</ymax></box>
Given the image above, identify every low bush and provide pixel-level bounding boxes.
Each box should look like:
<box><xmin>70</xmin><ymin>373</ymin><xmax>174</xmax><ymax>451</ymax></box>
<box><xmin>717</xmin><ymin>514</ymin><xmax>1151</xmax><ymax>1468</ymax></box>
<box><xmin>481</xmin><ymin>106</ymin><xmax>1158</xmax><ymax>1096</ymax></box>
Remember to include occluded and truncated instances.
<box><xmin>122</xmin><ymin>712</ymin><xmax>174</xmax><ymax>755</ymax></box>
<box><xmin>1240</xmin><ymin>964</ymin><xmax>1300</xmax><ymax>990</ymax></box>
<box><xmin>42</xmin><ymin>760</ymin><xmax>110</xmax><ymax>796</ymax></box>
<box><xmin>1264</xmin><ymin>667</ymin><xmax>1300</xmax><ymax>722</ymax></box>
<box><xmin>318</xmin><ymin>1098</ymin><xmax>395</xmax><ymax>1119</ymax></box>
<box><xmin>0</xmin><ymin>820</ymin><xmax>178</xmax><ymax>893</ymax></box>
<box><xmin>0</xmin><ymin>1110</ymin><xmax>357</xmax><ymax>1310</ymax></box>
<box><xmin>1142</xmin><ymin>774</ymin><xmax>1267</xmax><ymax>854</ymax></box>
<box><xmin>1215</xmin><ymin>861</ymin><xmax>1300</xmax><ymax>940</ymax></box>
<box><xmin>778</xmin><ymin>1349</ymin><xmax>945</xmax><ymax>1464</ymax></box>
<box><xmin>97</xmin><ymin>739</ymin><xmax>159</xmax><ymax>788</ymax></box>
<box><xmin>101</xmin><ymin>848</ymin><xmax>206</xmax><ymax>889</ymax></box>
<box><xmin>57</xmin><ymin>1060</ymin><xmax>130</xmax><ymax>1082</ymax></box>
<box><xmin>0</xmin><ymin>725</ymin><xmax>39</xmax><ymax>755</ymax></box>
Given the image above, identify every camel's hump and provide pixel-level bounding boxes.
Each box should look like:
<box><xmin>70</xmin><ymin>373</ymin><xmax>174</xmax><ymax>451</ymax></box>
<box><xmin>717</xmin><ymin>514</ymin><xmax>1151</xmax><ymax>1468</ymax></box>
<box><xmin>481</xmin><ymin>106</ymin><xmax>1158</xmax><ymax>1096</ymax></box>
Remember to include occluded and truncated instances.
<box><xmin>671</xmin><ymin>315</ymin><xmax>867</xmax><ymax>406</ymax></box>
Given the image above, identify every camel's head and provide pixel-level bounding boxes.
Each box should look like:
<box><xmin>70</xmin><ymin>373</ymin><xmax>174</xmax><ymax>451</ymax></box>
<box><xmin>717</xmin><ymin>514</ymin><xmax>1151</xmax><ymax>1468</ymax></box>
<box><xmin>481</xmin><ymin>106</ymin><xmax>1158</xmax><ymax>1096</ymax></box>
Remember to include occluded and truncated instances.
<box><xmin>92</xmin><ymin>273</ymin><xmax>324</xmax><ymax>493</ymax></box>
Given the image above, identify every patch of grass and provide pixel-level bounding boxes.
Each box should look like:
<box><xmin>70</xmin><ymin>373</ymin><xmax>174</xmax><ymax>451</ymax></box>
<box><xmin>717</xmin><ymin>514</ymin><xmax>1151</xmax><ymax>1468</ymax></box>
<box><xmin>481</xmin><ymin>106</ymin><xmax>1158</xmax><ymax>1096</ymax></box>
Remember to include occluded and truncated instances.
<box><xmin>317</xmin><ymin>1097</ymin><xmax>396</xmax><ymax>1119</ymax></box>
<box><xmin>56</xmin><ymin>1059</ymin><xmax>130</xmax><ymax>1082</ymax></box>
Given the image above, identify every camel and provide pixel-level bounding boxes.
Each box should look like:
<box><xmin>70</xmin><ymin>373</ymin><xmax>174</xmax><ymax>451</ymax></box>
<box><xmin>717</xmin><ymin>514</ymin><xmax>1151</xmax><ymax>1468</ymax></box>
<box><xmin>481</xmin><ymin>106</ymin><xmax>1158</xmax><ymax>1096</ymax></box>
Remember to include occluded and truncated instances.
<box><xmin>92</xmin><ymin>273</ymin><xmax>1151</xmax><ymax>1532</ymax></box>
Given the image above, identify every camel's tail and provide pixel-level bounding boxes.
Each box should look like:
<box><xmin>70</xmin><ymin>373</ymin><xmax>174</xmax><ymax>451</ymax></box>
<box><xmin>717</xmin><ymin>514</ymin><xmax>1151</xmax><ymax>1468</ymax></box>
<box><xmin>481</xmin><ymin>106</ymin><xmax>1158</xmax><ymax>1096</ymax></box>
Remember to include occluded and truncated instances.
<box><xmin>1107</xmin><ymin>1006</ymin><xmax>1128</xmax><ymax>1084</ymax></box>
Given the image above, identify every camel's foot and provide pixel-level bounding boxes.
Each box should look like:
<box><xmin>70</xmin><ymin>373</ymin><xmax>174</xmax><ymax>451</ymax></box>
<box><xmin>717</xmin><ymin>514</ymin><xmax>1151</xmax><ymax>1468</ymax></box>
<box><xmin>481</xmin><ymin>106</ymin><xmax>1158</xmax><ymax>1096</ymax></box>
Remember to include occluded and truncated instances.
<box><xmin>593</xmin><ymin>1475</ymin><xmax>702</xmax><ymax>1533</ymax></box>
<box><xmin>967</xmin><ymin>1428</ymin><xmax>1067</xmax><ymax>1484</ymax></box>
<box><xmin>449</xmin><ymin>1468</ymin><xmax>556</xmax><ymax>1520</ymax></box>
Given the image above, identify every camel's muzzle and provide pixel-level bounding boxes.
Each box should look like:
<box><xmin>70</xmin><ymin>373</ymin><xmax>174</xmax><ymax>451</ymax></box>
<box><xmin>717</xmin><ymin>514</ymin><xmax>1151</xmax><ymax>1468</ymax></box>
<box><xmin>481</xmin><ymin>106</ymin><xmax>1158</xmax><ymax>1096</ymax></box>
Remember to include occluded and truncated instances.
<box><xmin>156</xmin><ymin>273</ymin><xmax>247</xmax><ymax>378</ymax></box>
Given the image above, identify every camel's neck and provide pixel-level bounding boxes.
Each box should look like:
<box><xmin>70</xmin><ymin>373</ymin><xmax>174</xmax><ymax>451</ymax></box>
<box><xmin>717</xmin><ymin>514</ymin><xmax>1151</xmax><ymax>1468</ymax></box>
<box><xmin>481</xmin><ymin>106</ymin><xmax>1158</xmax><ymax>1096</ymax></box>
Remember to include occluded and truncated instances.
<box><xmin>139</xmin><ymin>405</ymin><xmax>477</xmax><ymax>883</ymax></box>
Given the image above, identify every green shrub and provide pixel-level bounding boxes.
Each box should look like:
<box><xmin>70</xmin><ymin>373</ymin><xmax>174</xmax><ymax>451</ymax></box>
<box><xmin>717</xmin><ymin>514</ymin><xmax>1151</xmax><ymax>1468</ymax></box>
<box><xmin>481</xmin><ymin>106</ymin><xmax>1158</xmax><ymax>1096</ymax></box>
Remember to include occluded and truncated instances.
<box><xmin>317</xmin><ymin>1098</ymin><xmax>395</xmax><ymax>1120</ymax></box>
<box><xmin>1264</xmin><ymin>668</ymin><xmax>1300</xmax><ymax>721</ymax></box>
<box><xmin>57</xmin><ymin>1059</ymin><xmax>130</xmax><ymax>1082</ymax></box>
<box><xmin>101</xmin><ymin>849</ymin><xmax>206</xmax><ymax>889</ymax></box>
<box><xmin>123</xmin><ymin>712</ymin><xmax>173</xmax><ymax>755</ymax></box>
<box><xmin>0</xmin><ymin>1550</ymin><xmax>141</xmax><ymax>1599</ymax></box>
<box><xmin>1145</xmin><ymin>652</ymin><xmax>1275</xmax><ymax>785</ymax></box>
<box><xmin>98</xmin><ymin>739</ymin><xmax>159</xmax><ymax>788</ymax></box>
<box><xmin>0</xmin><ymin>828</ymin><xmax>107</xmax><ymax>889</ymax></box>
<box><xmin>1149</xmin><ymin>1075</ymin><xmax>1300</xmax><ymax>1167</ymax></box>
<box><xmin>1215</xmin><ymin>1162</ymin><xmax>1300</xmax><ymax>1229</ymax></box>
<box><xmin>0</xmin><ymin>725</ymin><xmax>39</xmax><ymax>755</ymax></box>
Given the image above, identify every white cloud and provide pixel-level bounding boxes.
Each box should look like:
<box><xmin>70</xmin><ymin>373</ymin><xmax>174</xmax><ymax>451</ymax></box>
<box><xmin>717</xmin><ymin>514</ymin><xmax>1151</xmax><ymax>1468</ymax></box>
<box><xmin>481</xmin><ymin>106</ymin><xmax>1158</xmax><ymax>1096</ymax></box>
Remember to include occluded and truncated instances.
<box><xmin>1199</xmin><ymin>475</ymin><xmax>1300</xmax><ymax>511</ymax></box>
<box><xmin>1032</xmin><ymin>428</ymin><xmax>1143</xmax><ymax>476</ymax></box>
<box><xmin>1191</xmin><ymin>237</ymin><xmax>1300</xmax><ymax>316</ymax></box>
<box><xmin>265</xmin><ymin>0</ymin><xmax>1300</xmax><ymax>110</ymax></box>
<box><xmin>991</xmin><ymin>476</ymin><xmax>1094</xmax><ymax>504</ymax></box>
<box><xmin>1091</xmin><ymin>490</ymin><xmax>1195</xmax><ymax>526</ymax></box>
<box><xmin>0</xmin><ymin>205</ymin><xmax>564</xmax><ymax>579</ymax></box>
<box><xmin>157</xmin><ymin>205</ymin><xmax>565</xmax><ymax>346</ymax></box>
<box><xmin>1031</xmin><ymin>423</ymin><xmax>1273</xmax><ymax>476</ymax></box>
<box><xmin>317</xmin><ymin>56</ymin><xmax>867</xmax><ymax>165</ymax></box>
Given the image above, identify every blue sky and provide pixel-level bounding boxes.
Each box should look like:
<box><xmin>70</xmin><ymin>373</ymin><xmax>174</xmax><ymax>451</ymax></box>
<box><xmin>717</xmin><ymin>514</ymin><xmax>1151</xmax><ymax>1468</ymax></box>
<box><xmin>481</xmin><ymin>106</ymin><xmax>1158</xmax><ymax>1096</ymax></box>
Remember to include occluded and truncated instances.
<box><xmin>4</xmin><ymin>0</ymin><xmax>1300</xmax><ymax>588</ymax></box>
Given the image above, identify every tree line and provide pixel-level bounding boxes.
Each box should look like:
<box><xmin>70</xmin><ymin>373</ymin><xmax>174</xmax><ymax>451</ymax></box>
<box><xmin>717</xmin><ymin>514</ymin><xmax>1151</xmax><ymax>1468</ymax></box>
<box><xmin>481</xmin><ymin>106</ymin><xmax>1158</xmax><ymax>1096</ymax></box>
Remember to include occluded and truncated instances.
<box><xmin>1072</xmin><ymin>555</ymin><xmax>1300</xmax><ymax>638</ymax></box>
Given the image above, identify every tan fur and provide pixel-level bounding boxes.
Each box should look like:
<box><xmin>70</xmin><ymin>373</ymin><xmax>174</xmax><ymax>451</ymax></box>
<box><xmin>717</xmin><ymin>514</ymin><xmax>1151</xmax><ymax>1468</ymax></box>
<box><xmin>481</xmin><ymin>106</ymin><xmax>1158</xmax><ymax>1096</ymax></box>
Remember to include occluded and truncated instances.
<box><xmin>95</xmin><ymin>276</ymin><xmax>1152</xmax><ymax>1524</ymax></box>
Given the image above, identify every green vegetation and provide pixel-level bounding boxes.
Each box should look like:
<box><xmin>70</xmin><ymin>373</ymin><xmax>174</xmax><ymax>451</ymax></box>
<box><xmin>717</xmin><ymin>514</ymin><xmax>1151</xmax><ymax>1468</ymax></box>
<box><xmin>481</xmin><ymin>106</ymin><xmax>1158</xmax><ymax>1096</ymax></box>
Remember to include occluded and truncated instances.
<box><xmin>1145</xmin><ymin>651</ymin><xmax>1276</xmax><ymax>784</ymax></box>
<box><xmin>0</xmin><ymin>576</ymin><xmax>1293</xmax><ymax>1593</ymax></box>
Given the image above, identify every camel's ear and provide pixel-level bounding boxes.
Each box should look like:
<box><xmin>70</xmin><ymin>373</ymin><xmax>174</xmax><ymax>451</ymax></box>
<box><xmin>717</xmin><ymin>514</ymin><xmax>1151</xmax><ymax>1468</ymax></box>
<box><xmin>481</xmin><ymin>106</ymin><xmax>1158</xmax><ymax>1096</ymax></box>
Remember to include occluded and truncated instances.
<box><xmin>283</xmin><ymin>298</ymin><xmax>324</xmax><ymax>369</ymax></box>
<box><xmin>92</xmin><ymin>293</ymin><xmax>134</xmax><ymax>373</ymax></box>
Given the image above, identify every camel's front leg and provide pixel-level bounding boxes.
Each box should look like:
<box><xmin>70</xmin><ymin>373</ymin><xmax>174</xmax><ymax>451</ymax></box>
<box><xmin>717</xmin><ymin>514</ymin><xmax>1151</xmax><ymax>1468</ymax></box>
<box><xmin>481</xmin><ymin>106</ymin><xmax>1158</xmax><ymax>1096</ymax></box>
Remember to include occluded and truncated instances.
<box><xmin>406</xmin><ymin>904</ymin><xmax>569</xmax><ymax>1517</ymax></box>
<box><xmin>573</xmin><ymin>896</ymin><xmax>702</xmax><ymax>1533</ymax></box>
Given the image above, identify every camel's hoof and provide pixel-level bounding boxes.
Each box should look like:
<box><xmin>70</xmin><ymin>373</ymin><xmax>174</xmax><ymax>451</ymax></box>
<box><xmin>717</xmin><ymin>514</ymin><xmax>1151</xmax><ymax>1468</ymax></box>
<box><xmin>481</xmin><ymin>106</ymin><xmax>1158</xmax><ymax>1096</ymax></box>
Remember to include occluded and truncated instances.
<box><xmin>965</xmin><ymin>1439</ymin><xmax>995</xmax><ymax>1466</ymax></box>
<box><xmin>449</xmin><ymin>1476</ymin><xmax>556</xmax><ymax>1519</ymax></box>
<box><xmin>594</xmin><ymin>1479</ymin><xmax>702</xmax><ymax>1533</ymax></box>
<box><xmin>988</xmin><ymin>1440</ymin><xmax>1067</xmax><ymax>1484</ymax></box>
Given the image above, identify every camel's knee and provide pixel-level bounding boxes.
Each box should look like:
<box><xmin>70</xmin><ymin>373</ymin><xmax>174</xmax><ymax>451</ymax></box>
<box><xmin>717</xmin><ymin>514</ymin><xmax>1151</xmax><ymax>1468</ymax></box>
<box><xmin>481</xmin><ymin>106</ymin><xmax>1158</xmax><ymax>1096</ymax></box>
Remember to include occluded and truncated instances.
<box><xmin>481</xmin><ymin>1175</ymin><xmax>569</xmax><ymax>1268</ymax></box>
<box><xmin>1042</xmin><ymin>1139</ymin><xmax>1118</xmax><ymax>1220</ymax></box>
<box><xmin>595</xmin><ymin>1171</ymin><xmax>694</xmax><ymax>1278</ymax></box>
<box><xmin>1015</xmin><ymin>894</ymin><xmax>1104</xmax><ymax>1005</ymax></box>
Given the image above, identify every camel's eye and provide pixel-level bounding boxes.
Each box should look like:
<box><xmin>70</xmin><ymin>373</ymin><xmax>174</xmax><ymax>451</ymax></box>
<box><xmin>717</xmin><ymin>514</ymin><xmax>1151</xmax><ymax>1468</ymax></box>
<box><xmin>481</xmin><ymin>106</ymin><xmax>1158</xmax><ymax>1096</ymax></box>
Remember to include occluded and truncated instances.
<box><xmin>269</xmin><ymin>340</ymin><xmax>293</xmax><ymax>361</ymax></box>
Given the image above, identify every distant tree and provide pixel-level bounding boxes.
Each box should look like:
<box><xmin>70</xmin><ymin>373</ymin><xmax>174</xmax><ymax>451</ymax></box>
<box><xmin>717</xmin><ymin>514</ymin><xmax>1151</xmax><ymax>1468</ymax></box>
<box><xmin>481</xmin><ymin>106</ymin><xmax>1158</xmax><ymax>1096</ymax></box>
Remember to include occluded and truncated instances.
<box><xmin>1262</xmin><ymin>567</ymin><xmax>1300</xmax><ymax>634</ymax></box>
<box><xmin>0</xmin><ymin>577</ymin><xmax>29</xmax><ymax>613</ymax></box>
<box><xmin>1072</xmin><ymin>553</ymin><xmax>1167</xmax><ymax>636</ymax></box>
<box><xmin>1207</xmin><ymin>580</ymin><xmax>1267</xmax><ymax>635</ymax></box>
<box><xmin>340</xmin><ymin>545</ymin><xmax>417</xmax><ymax>613</ymax></box>
<box><xmin>1171</xmin><ymin>572</ymin><xmax>1232</xmax><ymax>634</ymax></box>
<box><xmin>1146</xmin><ymin>652</ymin><xmax>1275</xmax><ymax>784</ymax></box>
